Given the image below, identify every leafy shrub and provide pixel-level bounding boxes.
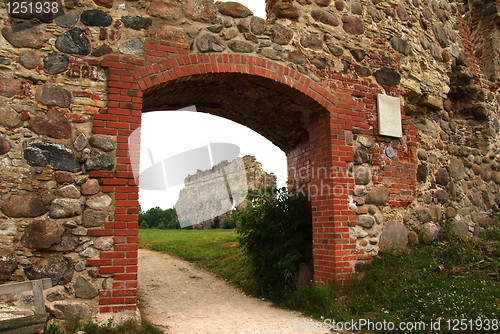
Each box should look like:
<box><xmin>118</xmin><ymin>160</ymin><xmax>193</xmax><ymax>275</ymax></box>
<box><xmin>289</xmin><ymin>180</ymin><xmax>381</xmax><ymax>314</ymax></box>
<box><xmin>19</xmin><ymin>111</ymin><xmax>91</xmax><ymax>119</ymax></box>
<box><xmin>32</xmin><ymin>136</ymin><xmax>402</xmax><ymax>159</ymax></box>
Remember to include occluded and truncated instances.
<box><xmin>236</xmin><ymin>187</ymin><xmax>312</xmax><ymax>297</ymax></box>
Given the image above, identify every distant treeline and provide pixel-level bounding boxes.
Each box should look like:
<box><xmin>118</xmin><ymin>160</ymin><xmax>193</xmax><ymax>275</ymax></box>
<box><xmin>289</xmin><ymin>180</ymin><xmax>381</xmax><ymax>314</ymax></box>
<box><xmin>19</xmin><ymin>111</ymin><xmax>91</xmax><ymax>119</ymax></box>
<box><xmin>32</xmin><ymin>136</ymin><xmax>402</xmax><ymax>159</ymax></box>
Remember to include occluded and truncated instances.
<box><xmin>139</xmin><ymin>206</ymin><xmax>180</xmax><ymax>229</ymax></box>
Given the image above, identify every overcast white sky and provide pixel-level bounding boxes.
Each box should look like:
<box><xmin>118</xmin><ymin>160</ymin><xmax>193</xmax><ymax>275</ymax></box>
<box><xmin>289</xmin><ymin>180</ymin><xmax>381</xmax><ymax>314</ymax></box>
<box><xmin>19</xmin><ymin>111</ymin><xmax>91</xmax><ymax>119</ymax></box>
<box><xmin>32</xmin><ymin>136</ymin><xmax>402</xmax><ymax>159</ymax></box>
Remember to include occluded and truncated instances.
<box><xmin>138</xmin><ymin>1</ymin><xmax>285</xmax><ymax>211</ymax></box>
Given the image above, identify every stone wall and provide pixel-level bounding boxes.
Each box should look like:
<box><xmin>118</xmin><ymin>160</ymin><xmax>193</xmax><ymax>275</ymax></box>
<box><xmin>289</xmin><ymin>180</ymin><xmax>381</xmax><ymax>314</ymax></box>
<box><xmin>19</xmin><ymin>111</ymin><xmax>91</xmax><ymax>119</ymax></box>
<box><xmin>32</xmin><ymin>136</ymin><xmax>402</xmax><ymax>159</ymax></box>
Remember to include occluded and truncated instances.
<box><xmin>176</xmin><ymin>155</ymin><xmax>277</xmax><ymax>229</ymax></box>
<box><xmin>0</xmin><ymin>0</ymin><xmax>498</xmax><ymax>319</ymax></box>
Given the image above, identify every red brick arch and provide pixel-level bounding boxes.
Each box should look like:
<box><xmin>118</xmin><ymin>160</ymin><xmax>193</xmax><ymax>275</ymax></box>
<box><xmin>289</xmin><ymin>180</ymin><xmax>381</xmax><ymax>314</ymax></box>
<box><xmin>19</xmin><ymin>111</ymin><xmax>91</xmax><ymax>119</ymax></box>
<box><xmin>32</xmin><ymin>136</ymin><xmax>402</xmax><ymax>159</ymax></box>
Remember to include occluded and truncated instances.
<box><xmin>95</xmin><ymin>48</ymin><xmax>366</xmax><ymax>313</ymax></box>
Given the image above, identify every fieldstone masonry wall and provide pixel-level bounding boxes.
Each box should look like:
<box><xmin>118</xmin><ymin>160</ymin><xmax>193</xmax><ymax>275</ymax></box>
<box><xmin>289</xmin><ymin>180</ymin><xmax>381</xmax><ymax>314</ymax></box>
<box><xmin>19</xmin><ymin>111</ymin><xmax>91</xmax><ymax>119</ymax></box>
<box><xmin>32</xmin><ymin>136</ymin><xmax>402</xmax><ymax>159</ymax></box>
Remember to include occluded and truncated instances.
<box><xmin>0</xmin><ymin>0</ymin><xmax>498</xmax><ymax>319</ymax></box>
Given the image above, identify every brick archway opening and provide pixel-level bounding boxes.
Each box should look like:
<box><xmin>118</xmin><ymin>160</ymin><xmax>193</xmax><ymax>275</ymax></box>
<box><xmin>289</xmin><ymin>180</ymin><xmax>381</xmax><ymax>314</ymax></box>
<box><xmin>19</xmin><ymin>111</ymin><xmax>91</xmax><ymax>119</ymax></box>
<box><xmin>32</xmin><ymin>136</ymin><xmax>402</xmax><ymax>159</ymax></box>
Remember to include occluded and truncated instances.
<box><xmin>97</xmin><ymin>54</ymin><xmax>358</xmax><ymax>313</ymax></box>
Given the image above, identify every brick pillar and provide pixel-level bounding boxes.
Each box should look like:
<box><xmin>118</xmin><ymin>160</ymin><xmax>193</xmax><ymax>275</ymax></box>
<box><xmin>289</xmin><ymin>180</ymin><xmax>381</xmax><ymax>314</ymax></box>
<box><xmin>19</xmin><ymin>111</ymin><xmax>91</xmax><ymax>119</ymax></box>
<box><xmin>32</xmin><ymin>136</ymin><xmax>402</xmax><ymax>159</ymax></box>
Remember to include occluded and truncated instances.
<box><xmin>94</xmin><ymin>55</ymin><xmax>144</xmax><ymax>313</ymax></box>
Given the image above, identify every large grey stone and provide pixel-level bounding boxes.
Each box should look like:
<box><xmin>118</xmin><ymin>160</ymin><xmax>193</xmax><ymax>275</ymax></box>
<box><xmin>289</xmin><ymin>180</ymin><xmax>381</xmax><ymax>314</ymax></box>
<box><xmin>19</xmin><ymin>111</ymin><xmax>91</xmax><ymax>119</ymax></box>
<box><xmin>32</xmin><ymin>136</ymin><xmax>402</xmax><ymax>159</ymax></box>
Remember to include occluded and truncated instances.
<box><xmin>53</xmin><ymin>185</ymin><xmax>81</xmax><ymax>199</ymax></box>
<box><xmin>0</xmin><ymin>73</ymin><xmax>22</xmax><ymax>98</ymax></box>
<box><xmin>75</xmin><ymin>276</ymin><xmax>99</xmax><ymax>299</ymax></box>
<box><xmin>449</xmin><ymin>157</ymin><xmax>464</xmax><ymax>180</ymax></box>
<box><xmin>81</xmin><ymin>9</ymin><xmax>112</xmax><ymax>27</ymax></box>
<box><xmin>121</xmin><ymin>16</ymin><xmax>152</xmax><ymax>30</ymax></box>
<box><xmin>271</xmin><ymin>2</ymin><xmax>300</xmax><ymax>20</ymax></box>
<box><xmin>183</xmin><ymin>0</ymin><xmax>217</xmax><ymax>23</ymax></box>
<box><xmin>311</xmin><ymin>9</ymin><xmax>339</xmax><ymax>26</ymax></box>
<box><xmin>417</xmin><ymin>164</ymin><xmax>428</xmax><ymax>183</ymax></box>
<box><xmin>357</xmin><ymin>215</ymin><xmax>375</xmax><ymax>229</ymax></box>
<box><xmin>85</xmin><ymin>150</ymin><xmax>114</xmax><ymax>171</ymax></box>
<box><xmin>415</xmin><ymin>206</ymin><xmax>432</xmax><ymax>223</ymax></box>
<box><xmin>379</xmin><ymin>221</ymin><xmax>408</xmax><ymax>253</ymax></box>
<box><xmin>342</xmin><ymin>16</ymin><xmax>364</xmax><ymax>35</ymax></box>
<box><xmin>433</xmin><ymin>23</ymin><xmax>449</xmax><ymax>48</ymax></box>
<box><xmin>21</xmin><ymin>220</ymin><xmax>64</xmax><ymax>250</ymax></box>
<box><xmin>452</xmin><ymin>220</ymin><xmax>469</xmax><ymax>237</ymax></box>
<box><xmin>435</xmin><ymin>168</ymin><xmax>450</xmax><ymax>186</ymax></box>
<box><xmin>227</xmin><ymin>40</ymin><xmax>255</xmax><ymax>53</ymax></box>
<box><xmin>0</xmin><ymin>256</ymin><xmax>17</xmax><ymax>280</ymax></box>
<box><xmin>50</xmin><ymin>230</ymin><xmax>79</xmax><ymax>252</ymax></box>
<box><xmin>365</xmin><ymin>186</ymin><xmax>390</xmax><ymax>206</ymax></box>
<box><xmin>1</xmin><ymin>192</ymin><xmax>48</xmax><ymax>218</ymax></box>
<box><xmin>119</xmin><ymin>38</ymin><xmax>144</xmax><ymax>55</ymax></box>
<box><xmin>82</xmin><ymin>209</ymin><xmax>108</xmax><ymax>228</ymax></box>
<box><xmin>55</xmin><ymin>12</ymin><xmax>79</xmax><ymax>28</ymax></box>
<box><xmin>216</xmin><ymin>1</ymin><xmax>252</xmax><ymax>18</ymax></box>
<box><xmin>43</xmin><ymin>54</ymin><xmax>69</xmax><ymax>75</ymax></box>
<box><xmin>433</xmin><ymin>189</ymin><xmax>449</xmax><ymax>204</ymax></box>
<box><xmin>0</xmin><ymin>136</ymin><xmax>10</xmax><ymax>155</ymax></box>
<box><xmin>51</xmin><ymin>301</ymin><xmax>95</xmax><ymax>319</ymax></box>
<box><xmin>56</xmin><ymin>28</ymin><xmax>91</xmax><ymax>55</ymax></box>
<box><xmin>419</xmin><ymin>223</ymin><xmax>439</xmax><ymax>244</ymax></box>
<box><xmin>29</xmin><ymin>109</ymin><xmax>72</xmax><ymax>139</ymax></box>
<box><xmin>374</xmin><ymin>67</ymin><xmax>401</xmax><ymax>87</ymax></box>
<box><xmin>36</xmin><ymin>84</ymin><xmax>72</xmax><ymax>108</ymax></box>
<box><xmin>19</xmin><ymin>50</ymin><xmax>41</xmax><ymax>69</ymax></box>
<box><xmin>391</xmin><ymin>36</ymin><xmax>410</xmax><ymax>55</ymax></box>
<box><xmin>24</xmin><ymin>139</ymin><xmax>79</xmax><ymax>172</ymax></box>
<box><xmin>24</xmin><ymin>257</ymin><xmax>73</xmax><ymax>285</ymax></box>
<box><xmin>93</xmin><ymin>237</ymin><xmax>114</xmax><ymax>251</ymax></box>
<box><xmin>86</xmin><ymin>194</ymin><xmax>112</xmax><ymax>210</ymax></box>
<box><xmin>1</xmin><ymin>22</ymin><xmax>49</xmax><ymax>49</ymax></box>
<box><xmin>354</xmin><ymin>166</ymin><xmax>371</xmax><ymax>185</ymax></box>
<box><xmin>50</xmin><ymin>198</ymin><xmax>85</xmax><ymax>218</ymax></box>
<box><xmin>0</xmin><ymin>106</ymin><xmax>23</xmax><ymax>129</ymax></box>
<box><xmin>197</xmin><ymin>33</ymin><xmax>225</xmax><ymax>52</ymax></box>
<box><xmin>271</xmin><ymin>24</ymin><xmax>294</xmax><ymax>45</ymax></box>
<box><xmin>89</xmin><ymin>135</ymin><xmax>115</xmax><ymax>152</ymax></box>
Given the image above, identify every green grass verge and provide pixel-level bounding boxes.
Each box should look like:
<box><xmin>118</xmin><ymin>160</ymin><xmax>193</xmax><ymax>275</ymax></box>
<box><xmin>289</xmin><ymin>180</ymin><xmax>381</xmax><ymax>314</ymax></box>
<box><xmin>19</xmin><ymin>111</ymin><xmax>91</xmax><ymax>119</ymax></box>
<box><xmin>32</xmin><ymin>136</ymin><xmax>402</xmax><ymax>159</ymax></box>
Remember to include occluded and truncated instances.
<box><xmin>139</xmin><ymin>228</ymin><xmax>499</xmax><ymax>333</ymax></box>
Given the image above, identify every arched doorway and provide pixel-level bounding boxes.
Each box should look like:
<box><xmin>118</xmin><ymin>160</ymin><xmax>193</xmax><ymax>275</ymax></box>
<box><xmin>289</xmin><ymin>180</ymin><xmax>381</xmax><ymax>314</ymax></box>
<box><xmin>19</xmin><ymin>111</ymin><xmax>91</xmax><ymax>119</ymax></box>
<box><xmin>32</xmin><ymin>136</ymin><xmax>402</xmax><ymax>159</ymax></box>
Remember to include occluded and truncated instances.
<box><xmin>95</xmin><ymin>53</ymin><xmax>357</xmax><ymax>313</ymax></box>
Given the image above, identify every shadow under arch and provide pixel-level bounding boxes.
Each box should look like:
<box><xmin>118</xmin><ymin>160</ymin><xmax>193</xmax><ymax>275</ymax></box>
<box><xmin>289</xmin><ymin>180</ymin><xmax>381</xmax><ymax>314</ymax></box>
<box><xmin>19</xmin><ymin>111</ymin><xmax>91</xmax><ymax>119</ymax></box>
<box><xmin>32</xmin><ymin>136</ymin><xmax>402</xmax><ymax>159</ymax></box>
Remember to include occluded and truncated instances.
<box><xmin>134</xmin><ymin>54</ymin><xmax>338</xmax><ymax>153</ymax></box>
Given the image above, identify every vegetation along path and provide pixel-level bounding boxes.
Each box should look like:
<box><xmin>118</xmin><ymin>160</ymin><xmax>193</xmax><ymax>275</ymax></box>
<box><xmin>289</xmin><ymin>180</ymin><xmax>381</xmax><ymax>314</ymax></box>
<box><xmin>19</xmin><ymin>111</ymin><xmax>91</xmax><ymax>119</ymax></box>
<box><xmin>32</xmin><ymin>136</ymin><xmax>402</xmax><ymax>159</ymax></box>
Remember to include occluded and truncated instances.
<box><xmin>138</xmin><ymin>249</ymin><xmax>334</xmax><ymax>334</ymax></box>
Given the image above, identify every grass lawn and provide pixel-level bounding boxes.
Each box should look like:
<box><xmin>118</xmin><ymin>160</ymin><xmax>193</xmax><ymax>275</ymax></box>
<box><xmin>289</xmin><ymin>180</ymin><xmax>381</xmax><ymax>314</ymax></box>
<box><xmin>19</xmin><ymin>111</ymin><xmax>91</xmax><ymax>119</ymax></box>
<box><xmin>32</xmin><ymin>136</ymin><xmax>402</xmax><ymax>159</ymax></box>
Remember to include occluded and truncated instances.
<box><xmin>139</xmin><ymin>228</ymin><xmax>499</xmax><ymax>333</ymax></box>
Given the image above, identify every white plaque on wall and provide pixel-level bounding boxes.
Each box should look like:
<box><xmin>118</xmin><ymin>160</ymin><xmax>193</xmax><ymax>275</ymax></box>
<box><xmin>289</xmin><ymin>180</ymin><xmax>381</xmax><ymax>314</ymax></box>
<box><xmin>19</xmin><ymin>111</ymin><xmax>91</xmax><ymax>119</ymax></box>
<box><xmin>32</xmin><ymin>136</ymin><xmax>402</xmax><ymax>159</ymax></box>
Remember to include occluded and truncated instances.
<box><xmin>377</xmin><ymin>94</ymin><xmax>402</xmax><ymax>138</ymax></box>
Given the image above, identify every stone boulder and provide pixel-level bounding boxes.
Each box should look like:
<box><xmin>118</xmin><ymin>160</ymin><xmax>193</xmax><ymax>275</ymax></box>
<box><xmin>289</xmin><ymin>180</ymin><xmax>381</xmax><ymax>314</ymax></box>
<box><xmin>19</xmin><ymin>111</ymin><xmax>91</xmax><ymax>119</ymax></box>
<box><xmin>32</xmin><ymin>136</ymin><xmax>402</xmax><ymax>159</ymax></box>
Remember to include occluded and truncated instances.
<box><xmin>1</xmin><ymin>192</ymin><xmax>48</xmax><ymax>218</ymax></box>
<box><xmin>197</xmin><ymin>33</ymin><xmax>225</xmax><ymax>53</ymax></box>
<box><xmin>85</xmin><ymin>150</ymin><xmax>115</xmax><ymax>171</ymax></box>
<box><xmin>89</xmin><ymin>135</ymin><xmax>115</xmax><ymax>152</ymax></box>
<box><xmin>216</xmin><ymin>1</ymin><xmax>252</xmax><ymax>18</ymax></box>
<box><xmin>420</xmin><ymin>222</ymin><xmax>439</xmax><ymax>243</ymax></box>
<box><xmin>55</xmin><ymin>28</ymin><xmax>91</xmax><ymax>55</ymax></box>
<box><xmin>50</xmin><ymin>198</ymin><xmax>85</xmax><ymax>218</ymax></box>
<box><xmin>0</xmin><ymin>136</ymin><xmax>10</xmax><ymax>155</ymax></box>
<box><xmin>379</xmin><ymin>221</ymin><xmax>408</xmax><ymax>253</ymax></box>
<box><xmin>86</xmin><ymin>194</ymin><xmax>112</xmax><ymax>210</ymax></box>
<box><xmin>21</xmin><ymin>220</ymin><xmax>64</xmax><ymax>250</ymax></box>
<box><xmin>82</xmin><ymin>209</ymin><xmax>108</xmax><ymax>228</ymax></box>
<box><xmin>183</xmin><ymin>0</ymin><xmax>217</xmax><ymax>23</ymax></box>
<box><xmin>0</xmin><ymin>106</ymin><xmax>23</xmax><ymax>128</ymax></box>
<box><xmin>35</xmin><ymin>84</ymin><xmax>72</xmax><ymax>108</ymax></box>
<box><xmin>29</xmin><ymin>109</ymin><xmax>72</xmax><ymax>139</ymax></box>
<box><xmin>1</xmin><ymin>22</ymin><xmax>49</xmax><ymax>49</ymax></box>
<box><xmin>51</xmin><ymin>301</ymin><xmax>96</xmax><ymax>319</ymax></box>
<box><xmin>0</xmin><ymin>73</ymin><xmax>22</xmax><ymax>98</ymax></box>
<box><xmin>74</xmin><ymin>276</ymin><xmax>99</xmax><ymax>299</ymax></box>
<box><xmin>0</xmin><ymin>256</ymin><xmax>17</xmax><ymax>280</ymax></box>
<box><xmin>24</xmin><ymin>256</ymin><xmax>73</xmax><ymax>285</ymax></box>
<box><xmin>365</xmin><ymin>186</ymin><xmax>390</xmax><ymax>206</ymax></box>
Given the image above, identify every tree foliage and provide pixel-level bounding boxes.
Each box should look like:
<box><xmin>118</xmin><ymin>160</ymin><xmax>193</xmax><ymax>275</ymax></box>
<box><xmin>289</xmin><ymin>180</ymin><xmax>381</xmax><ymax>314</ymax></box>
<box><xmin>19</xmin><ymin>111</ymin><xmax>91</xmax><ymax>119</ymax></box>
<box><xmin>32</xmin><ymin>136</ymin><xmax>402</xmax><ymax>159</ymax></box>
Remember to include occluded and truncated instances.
<box><xmin>139</xmin><ymin>206</ymin><xmax>180</xmax><ymax>229</ymax></box>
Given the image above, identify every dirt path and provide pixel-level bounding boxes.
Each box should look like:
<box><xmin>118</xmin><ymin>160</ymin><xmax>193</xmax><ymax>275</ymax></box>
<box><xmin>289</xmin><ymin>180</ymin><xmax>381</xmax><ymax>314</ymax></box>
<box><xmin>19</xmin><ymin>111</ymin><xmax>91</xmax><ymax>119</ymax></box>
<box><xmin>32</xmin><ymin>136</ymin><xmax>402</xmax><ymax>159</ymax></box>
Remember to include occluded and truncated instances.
<box><xmin>138</xmin><ymin>249</ymin><xmax>332</xmax><ymax>334</ymax></box>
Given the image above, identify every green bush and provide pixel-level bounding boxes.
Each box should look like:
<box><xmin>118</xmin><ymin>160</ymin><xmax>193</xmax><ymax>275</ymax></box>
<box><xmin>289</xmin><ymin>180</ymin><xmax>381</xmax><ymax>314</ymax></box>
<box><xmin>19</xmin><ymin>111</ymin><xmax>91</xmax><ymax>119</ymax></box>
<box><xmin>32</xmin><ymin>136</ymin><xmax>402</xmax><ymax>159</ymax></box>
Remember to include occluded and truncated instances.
<box><xmin>236</xmin><ymin>187</ymin><xmax>312</xmax><ymax>297</ymax></box>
